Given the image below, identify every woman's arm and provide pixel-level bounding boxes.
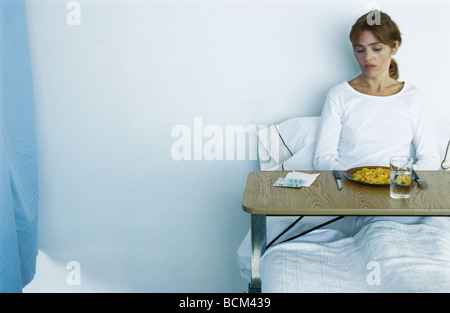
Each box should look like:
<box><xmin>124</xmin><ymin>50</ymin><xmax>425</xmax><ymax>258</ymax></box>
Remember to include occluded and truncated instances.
<box><xmin>313</xmin><ymin>93</ymin><xmax>346</xmax><ymax>170</ymax></box>
<box><xmin>411</xmin><ymin>94</ymin><xmax>441</xmax><ymax>170</ymax></box>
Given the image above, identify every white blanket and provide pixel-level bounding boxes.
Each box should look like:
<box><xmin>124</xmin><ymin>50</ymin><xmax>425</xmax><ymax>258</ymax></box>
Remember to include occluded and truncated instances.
<box><xmin>260</xmin><ymin>220</ymin><xmax>450</xmax><ymax>293</ymax></box>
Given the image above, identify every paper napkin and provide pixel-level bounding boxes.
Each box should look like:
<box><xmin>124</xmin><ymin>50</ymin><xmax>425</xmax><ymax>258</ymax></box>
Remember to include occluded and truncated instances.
<box><xmin>285</xmin><ymin>171</ymin><xmax>320</xmax><ymax>187</ymax></box>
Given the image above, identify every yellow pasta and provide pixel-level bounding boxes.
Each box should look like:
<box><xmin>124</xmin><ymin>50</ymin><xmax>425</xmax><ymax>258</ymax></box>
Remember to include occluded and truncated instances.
<box><xmin>352</xmin><ymin>167</ymin><xmax>390</xmax><ymax>184</ymax></box>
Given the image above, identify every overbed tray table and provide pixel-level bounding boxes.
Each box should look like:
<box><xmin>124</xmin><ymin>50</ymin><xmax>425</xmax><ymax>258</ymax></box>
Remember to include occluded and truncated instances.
<box><xmin>242</xmin><ymin>170</ymin><xmax>450</xmax><ymax>293</ymax></box>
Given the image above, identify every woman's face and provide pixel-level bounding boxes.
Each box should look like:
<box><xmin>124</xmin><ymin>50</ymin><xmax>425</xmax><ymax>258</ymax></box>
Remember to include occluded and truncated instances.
<box><xmin>354</xmin><ymin>30</ymin><xmax>398</xmax><ymax>79</ymax></box>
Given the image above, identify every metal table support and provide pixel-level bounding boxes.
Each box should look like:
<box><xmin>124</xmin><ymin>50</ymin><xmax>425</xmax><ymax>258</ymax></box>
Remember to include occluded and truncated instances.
<box><xmin>249</xmin><ymin>214</ymin><xmax>266</xmax><ymax>293</ymax></box>
<box><xmin>248</xmin><ymin>214</ymin><xmax>344</xmax><ymax>293</ymax></box>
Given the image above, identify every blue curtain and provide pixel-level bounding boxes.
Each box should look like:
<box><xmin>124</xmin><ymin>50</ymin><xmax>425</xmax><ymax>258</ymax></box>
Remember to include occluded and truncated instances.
<box><xmin>0</xmin><ymin>0</ymin><xmax>39</xmax><ymax>292</ymax></box>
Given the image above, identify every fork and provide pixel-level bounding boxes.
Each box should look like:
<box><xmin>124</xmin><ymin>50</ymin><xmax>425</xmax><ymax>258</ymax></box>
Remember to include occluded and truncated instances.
<box><xmin>412</xmin><ymin>169</ymin><xmax>428</xmax><ymax>189</ymax></box>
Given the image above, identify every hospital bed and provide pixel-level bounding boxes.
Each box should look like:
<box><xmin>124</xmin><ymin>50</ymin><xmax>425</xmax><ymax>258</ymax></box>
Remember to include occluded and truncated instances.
<box><xmin>237</xmin><ymin>117</ymin><xmax>450</xmax><ymax>293</ymax></box>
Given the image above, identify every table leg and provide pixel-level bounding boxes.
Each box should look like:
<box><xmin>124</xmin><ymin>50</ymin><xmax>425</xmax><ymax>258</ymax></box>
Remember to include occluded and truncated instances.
<box><xmin>249</xmin><ymin>214</ymin><xmax>266</xmax><ymax>293</ymax></box>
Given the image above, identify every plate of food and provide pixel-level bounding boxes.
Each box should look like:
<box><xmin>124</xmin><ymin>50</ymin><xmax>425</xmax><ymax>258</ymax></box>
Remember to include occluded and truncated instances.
<box><xmin>343</xmin><ymin>166</ymin><xmax>415</xmax><ymax>186</ymax></box>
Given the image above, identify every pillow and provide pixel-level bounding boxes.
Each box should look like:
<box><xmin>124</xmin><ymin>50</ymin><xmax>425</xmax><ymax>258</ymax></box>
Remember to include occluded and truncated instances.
<box><xmin>258</xmin><ymin>116</ymin><xmax>320</xmax><ymax>171</ymax></box>
<box><xmin>442</xmin><ymin>140</ymin><xmax>450</xmax><ymax>170</ymax></box>
<box><xmin>257</xmin><ymin>125</ymin><xmax>292</xmax><ymax>171</ymax></box>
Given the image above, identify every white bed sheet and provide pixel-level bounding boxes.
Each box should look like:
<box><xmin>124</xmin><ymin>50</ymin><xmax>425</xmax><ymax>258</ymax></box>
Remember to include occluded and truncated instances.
<box><xmin>259</xmin><ymin>220</ymin><xmax>450</xmax><ymax>293</ymax></box>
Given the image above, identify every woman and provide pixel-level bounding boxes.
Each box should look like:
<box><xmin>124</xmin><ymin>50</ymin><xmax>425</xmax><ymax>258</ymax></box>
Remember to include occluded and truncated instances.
<box><xmin>314</xmin><ymin>11</ymin><xmax>440</xmax><ymax>171</ymax></box>
<box><xmin>314</xmin><ymin>11</ymin><xmax>444</xmax><ymax>232</ymax></box>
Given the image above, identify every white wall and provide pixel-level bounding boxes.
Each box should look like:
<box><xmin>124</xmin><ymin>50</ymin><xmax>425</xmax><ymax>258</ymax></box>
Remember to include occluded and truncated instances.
<box><xmin>23</xmin><ymin>0</ymin><xmax>450</xmax><ymax>292</ymax></box>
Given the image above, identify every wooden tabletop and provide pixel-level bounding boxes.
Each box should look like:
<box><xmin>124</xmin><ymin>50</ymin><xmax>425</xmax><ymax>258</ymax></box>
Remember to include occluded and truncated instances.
<box><xmin>242</xmin><ymin>170</ymin><xmax>450</xmax><ymax>216</ymax></box>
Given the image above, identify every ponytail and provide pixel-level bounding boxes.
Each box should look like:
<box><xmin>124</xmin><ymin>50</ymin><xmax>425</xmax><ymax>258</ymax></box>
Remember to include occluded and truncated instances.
<box><xmin>389</xmin><ymin>58</ymin><xmax>399</xmax><ymax>80</ymax></box>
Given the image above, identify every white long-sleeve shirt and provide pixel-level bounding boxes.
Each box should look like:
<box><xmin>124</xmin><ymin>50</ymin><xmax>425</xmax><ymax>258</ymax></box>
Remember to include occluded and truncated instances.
<box><xmin>314</xmin><ymin>81</ymin><xmax>441</xmax><ymax>170</ymax></box>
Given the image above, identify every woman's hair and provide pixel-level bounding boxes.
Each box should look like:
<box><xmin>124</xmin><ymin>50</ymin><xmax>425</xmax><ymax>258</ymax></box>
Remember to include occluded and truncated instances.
<box><xmin>349</xmin><ymin>11</ymin><xmax>402</xmax><ymax>80</ymax></box>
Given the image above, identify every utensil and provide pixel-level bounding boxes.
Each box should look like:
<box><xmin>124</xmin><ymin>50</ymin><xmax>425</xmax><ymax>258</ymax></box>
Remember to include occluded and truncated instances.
<box><xmin>333</xmin><ymin>170</ymin><xmax>343</xmax><ymax>190</ymax></box>
<box><xmin>412</xmin><ymin>169</ymin><xmax>428</xmax><ymax>189</ymax></box>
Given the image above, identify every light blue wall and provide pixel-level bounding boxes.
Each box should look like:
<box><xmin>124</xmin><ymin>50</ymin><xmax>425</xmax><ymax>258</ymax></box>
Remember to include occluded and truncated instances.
<box><xmin>24</xmin><ymin>0</ymin><xmax>450</xmax><ymax>292</ymax></box>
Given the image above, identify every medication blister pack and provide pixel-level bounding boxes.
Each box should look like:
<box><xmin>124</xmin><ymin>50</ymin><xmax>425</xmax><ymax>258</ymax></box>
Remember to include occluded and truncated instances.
<box><xmin>273</xmin><ymin>177</ymin><xmax>304</xmax><ymax>188</ymax></box>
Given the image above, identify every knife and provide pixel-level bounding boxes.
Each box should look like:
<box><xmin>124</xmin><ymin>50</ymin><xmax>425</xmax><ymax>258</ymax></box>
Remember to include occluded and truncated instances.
<box><xmin>333</xmin><ymin>170</ymin><xmax>343</xmax><ymax>190</ymax></box>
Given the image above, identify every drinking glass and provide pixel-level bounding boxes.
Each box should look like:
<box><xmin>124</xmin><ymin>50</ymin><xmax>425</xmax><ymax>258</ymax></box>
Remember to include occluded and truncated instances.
<box><xmin>390</xmin><ymin>156</ymin><xmax>413</xmax><ymax>199</ymax></box>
